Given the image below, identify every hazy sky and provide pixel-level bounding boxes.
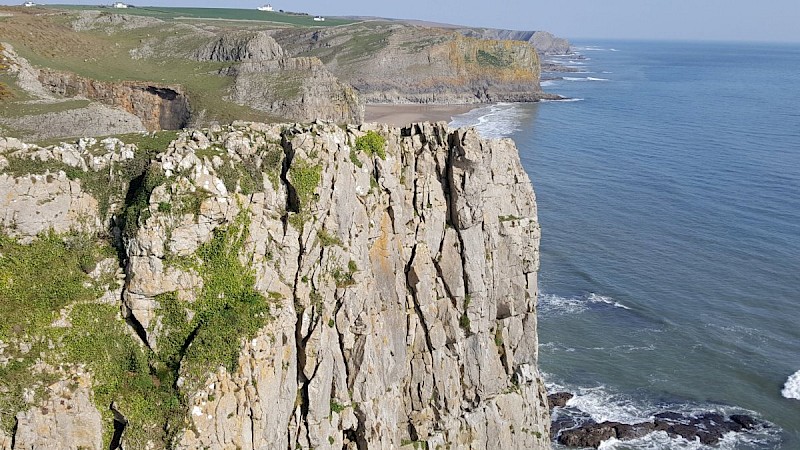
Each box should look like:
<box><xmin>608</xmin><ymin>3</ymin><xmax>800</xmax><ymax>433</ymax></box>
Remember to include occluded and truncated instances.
<box><xmin>5</xmin><ymin>0</ymin><xmax>800</xmax><ymax>43</ymax></box>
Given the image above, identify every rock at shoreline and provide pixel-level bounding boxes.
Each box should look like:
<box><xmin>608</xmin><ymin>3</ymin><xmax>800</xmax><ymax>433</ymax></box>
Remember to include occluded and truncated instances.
<box><xmin>548</xmin><ymin>391</ymin><xmax>574</xmax><ymax>408</ymax></box>
<box><xmin>553</xmin><ymin>402</ymin><xmax>766</xmax><ymax>448</ymax></box>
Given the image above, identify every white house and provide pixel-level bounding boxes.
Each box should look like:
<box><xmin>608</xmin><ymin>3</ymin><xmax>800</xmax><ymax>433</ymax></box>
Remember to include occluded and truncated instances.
<box><xmin>112</xmin><ymin>2</ymin><xmax>129</xmax><ymax>8</ymax></box>
<box><xmin>257</xmin><ymin>4</ymin><xmax>273</xmax><ymax>12</ymax></box>
<box><xmin>313</xmin><ymin>16</ymin><xmax>325</xmax><ymax>21</ymax></box>
<box><xmin>22</xmin><ymin>1</ymin><xmax>36</xmax><ymax>6</ymax></box>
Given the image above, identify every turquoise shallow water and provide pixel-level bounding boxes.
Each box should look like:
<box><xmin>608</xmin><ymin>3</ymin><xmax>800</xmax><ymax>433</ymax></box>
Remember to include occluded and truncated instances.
<box><xmin>452</xmin><ymin>41</ymin><xmax>800</xmax><ymax>449</ymax></box>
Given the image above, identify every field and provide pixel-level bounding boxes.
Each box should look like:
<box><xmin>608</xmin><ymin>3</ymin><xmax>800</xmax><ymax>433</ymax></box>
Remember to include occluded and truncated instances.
<box><xmin>44</xmin><ymin>5</ymin><xmax>357</xmax><ymax>27</ymax></box>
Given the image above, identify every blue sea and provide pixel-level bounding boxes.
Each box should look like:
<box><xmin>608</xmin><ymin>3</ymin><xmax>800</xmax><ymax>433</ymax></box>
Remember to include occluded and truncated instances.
<box><xmin>451</xmin><ymin>41</ymin><xmax>800</xmax><ymax>449</ymax></box>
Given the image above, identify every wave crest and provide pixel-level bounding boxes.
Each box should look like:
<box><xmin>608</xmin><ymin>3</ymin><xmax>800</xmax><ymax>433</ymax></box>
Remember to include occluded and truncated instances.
<box><xmin>782</xmin><ymin>370</ymin><xmax>800</xmax><ymax>400</ymax></box>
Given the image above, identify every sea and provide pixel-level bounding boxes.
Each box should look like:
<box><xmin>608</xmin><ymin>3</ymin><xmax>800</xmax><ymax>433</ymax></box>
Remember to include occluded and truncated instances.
<box><xmin>450</xmin><ymin>41</ymin><xmax>800</xmax><ymax>449</ymax></box>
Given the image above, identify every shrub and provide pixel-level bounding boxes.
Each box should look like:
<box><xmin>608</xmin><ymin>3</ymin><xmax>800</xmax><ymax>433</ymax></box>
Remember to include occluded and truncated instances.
<box><xmin>355</xmin><ymin>131</ymin><xmax>386</xmax><ymax>160</ymax></box>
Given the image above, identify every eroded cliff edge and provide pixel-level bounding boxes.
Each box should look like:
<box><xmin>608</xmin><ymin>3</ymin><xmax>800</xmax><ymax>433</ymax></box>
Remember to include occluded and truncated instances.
<box><xmin>0</xmin><ymin>122</ymin><xmax>549</xmax><ymax>449</ymax></box>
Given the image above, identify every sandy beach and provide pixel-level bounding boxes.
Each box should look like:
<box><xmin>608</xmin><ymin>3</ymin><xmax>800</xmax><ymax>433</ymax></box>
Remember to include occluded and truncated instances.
<box><xmin>364</xmin><ymin>104</ymin><xmax>479</xmax><ymax>127</ymax></box>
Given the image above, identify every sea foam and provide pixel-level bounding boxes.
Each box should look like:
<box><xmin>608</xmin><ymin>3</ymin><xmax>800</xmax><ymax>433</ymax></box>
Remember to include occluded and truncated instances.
<box><xmin>782</xmin><ymin>370</ymin><xmax>800</xmax><ymax>400</ymax></box>
<box><xmin>539</xmin><ymin>292</ymin><xmax>631</xmax><ymax>316</ymax></box>
<box><xmin>547</xmin><ymin>379</ymin><xmax>780</xmax><ymax>449</ymax></box>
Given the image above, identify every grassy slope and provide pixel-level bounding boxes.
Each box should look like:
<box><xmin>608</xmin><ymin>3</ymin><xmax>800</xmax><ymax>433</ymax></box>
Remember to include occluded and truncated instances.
<box><xmin>0</xmin><ymin>6</ymin><xmax>339</xmax><ymax>127</ymax></box>
<box><xmin>45</xmin><ymin>5</ymin><xmax>357</xmax><ymax>27</ymax></box>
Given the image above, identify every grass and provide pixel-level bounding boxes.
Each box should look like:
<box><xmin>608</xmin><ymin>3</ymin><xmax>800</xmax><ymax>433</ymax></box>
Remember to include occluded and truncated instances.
<box><xmin>0</xmin><ymin>11</ymin><xmax>272</xmax><ymax>125</ymax></box>
<box><xmin>43</xmin><ymin>5</ymin><xmax>358</xmax><ymax>27</ymax></box>
<box><xmin>0</xmin><ymin>99</ymin><xmax>91</xmax><ymax>118</ymax></box>
<box><xmin>0</xmin><ymin>230</ymin><xmax>183</xmax><ymax>446</ymax></box>
<box><xmin>288</xmin><ymin>157</ymin><xmax>322</xmax><ymax>218</ymax></box>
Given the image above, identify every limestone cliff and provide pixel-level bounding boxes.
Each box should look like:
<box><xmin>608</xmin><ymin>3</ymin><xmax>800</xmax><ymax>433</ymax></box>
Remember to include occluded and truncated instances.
<box><xmin>274</xmin><ymin>24</ymin><xmax>555</xmax><ymax>104</ymax></box>
<box><xmin>192</xmin><ymin>32</ymin><xmax>363</xmax><ymax>124</ymax></box>
<box><xmin>0</xmin><ymin>122</ymin><xmax>549</xmax><ymax>449</ymax></box>
<box><xmin>37</xmin><ymin>71</ymin><xmax>190</xmax><ymax>132</ymax></box>
<box><xmin>459</xmin><ymin>30</ymin><xmax>571</xmax><ymax>55</ymax></box>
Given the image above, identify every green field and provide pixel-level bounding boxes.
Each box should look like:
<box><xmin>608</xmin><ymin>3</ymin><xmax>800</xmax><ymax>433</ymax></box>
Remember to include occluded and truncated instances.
<box><xmin>45</xmin><ymin>5</ymin><xmax>357</xmax><ymax>27</ymax></box>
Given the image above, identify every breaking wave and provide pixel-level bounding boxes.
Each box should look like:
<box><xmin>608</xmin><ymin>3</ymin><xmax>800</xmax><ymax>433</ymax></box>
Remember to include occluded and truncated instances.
<box><xmin>782</xmin><ymin>369</ymin><xmax>800</xmax><ymax>400</ymax></box>
<box><xmin>547</xmin><ymin>380</ymin><xmax>781</xmax><ymax>450</ymax></box>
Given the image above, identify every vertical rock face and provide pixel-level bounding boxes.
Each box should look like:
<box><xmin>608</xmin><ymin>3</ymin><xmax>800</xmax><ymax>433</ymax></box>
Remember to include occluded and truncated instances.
<box><xmin>37</xmin><ymin>71</ymin><xmax>190</xmax><ymax>131</ymax></box>
<box><xmin>122</xmin><ymin>122</ymin><xmax>548</xmax><ymax>448</ymax></box>
<box><xmin>0</xmin><ymin>122</ymin><xmax>548</xmax><ymax>449</ymax></box>
<box><xmin>193</xmin><ymin>32</ymin><xmax>363</xmax><ymax>124</ymax></box>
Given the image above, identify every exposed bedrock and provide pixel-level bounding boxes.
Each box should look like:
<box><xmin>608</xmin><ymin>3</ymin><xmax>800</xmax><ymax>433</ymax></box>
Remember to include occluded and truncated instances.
<box><xmin>0</xmin><ymin>122</ymin><xmax>550</xmax><ymax>449</ymax></box>
<box><xmin>38</xmin><ymin>70</ymin><xmax>190</xmax><ymax>131</ymax></box>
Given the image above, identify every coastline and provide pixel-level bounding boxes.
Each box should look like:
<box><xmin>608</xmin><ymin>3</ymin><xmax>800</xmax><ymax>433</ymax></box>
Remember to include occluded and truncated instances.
<box><xmin>364</xmin><ymin>104</ymin><xmax>479</xmax><ymax>127</ymax></box>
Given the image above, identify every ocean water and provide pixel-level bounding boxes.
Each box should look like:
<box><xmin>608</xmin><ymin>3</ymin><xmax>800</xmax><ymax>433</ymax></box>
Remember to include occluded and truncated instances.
<box><xmin>451</xmin><ymin>41</ymin><xmax>800</xmax><ymax>449</ymax></box>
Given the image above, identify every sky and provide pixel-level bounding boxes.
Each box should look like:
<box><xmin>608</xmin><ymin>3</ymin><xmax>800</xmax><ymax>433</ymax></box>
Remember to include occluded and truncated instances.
<box><xmin>4</xmin><ymin>0</ymin><xmax>800</xmax><ymax>43</ymax></box>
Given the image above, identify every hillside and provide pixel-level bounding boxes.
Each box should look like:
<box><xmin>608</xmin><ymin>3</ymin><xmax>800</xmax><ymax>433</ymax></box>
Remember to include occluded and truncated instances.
<box><xmin>0</xmin><ymin>5</ymin><xmax>565</xmax><ymax>140</ymax></box>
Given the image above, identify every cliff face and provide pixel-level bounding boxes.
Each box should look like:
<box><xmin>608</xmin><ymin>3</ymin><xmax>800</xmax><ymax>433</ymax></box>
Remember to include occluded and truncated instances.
<box><xmin>194</xmin><ymin>32</ymin><xmax>363</xmax><ymax>124</ymax></box>
<box><xmin>459</xmin><ymin>30</ymin><xmax>571</xmax><ymax>55</ymax></box>
<box><xmin>38</xmin><ymin>71</ymin><xmax>190</xmax><ymax>131</ymax></box>
<box><xmin>0</xmin><ymin>122</ymin><xmax>549</xmax><ymax>449</ymax></box>
<box><xmin>274</xmin><ymin>25</ymin><xmax>552</xmax><ymax>104</ymax></box>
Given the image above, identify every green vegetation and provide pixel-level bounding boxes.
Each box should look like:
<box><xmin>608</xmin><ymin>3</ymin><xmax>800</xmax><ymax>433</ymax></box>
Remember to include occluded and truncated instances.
<box><xmin>161</xmin><ymin>209</ymin><xmax>270</xmax><ymax>389</ymax></box>
<box><xmin>355</xmin><ymin>130</ymin><xmax>386</xmax><ymax>160</ymax></box>
<box><xmin>0</xmin><ymin>231</ymin><xmax>100</xmax><ymax>343</ymax></box>
<box><xmin>317</xmin><ymin>229</ymin><xmax>343</xmax><ymax>247</ymax></box>
<box><xmin>45</xmin><ymin>5</ymin><xmax>358</xmax><ymax>27</ymax></box>
<box><xmin>215</xmin><ymin>157</ymin><xmax>263</xmax><ymax>196</ymax></box>
<box><xmin>0</xmin><ymin>230</ymin><xmax>183</xmax><ymax>446</ymax></box>
<box><xmin>459</xmin><ymin>295</ymin><xmax>471</xmax><ymax>333</ymax></box>
<box><xmin>332</xmin><ymin>260</ymin><xmax>358</xmax><ymax>288</ymax></box>
<box><xmin>63</xmin><ymin>303</ymin><xmax>184</xmax><ymax>447</ymax></box>
<box><xmin>120</xmin><ymin>168</ymin><xmax>166</xmax><ymax>236</ymax></box>
<box><xmin>349</xmin><ymin>147</ymin><xmax>363</xmax><ymax>168</ymax></box>
<box><xmin>287</xmin><ymin>158</ymin><xmax>322</xmax><ymax>229</ymax></box>
<box><xmin>476</xmin><ymin>49</ymin><xmax>512</xmax><ymax>68</ymax></box>
<box><xmin>330</xmin><ymin>399</ymin><xmax>346</xmax><ymax>414</ymax></box>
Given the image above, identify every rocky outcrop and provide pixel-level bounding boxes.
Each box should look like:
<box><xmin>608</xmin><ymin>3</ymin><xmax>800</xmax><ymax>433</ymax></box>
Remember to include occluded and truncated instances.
<box><xmin>274</xmin><ymin>25</ymin><xmax>553</xmax><ymax>105</ymax></box>
<box><xmin>71</xmin><ymin>10</ymin><xmax>164</xmax><ymax>33</ymax></box>
<box><xmin>38</xmin><ymin>71</ymin><xmax>190</xmax><ymax>131</ymax></box>
<box><xmin>13</xmin><ymin>377</ymin><xmax>103</xmax><ymax>450</ymax></box>
<box><xmin>0</xmin><ymin>103</ymin><xmax>146</xmax><ymax>141</ymax></box>
<box><xmin>193</xmin><ymin>31</ymin><xmax>285</xmax><ymax>62</ymax></box>
<box><xmin>125</xmin><ymin>121</ymin><xmax>548</xmax><ymax>449</ymax></box>
<box><xmin>0</xmin><ymin>121</ymin><xmax>549</xmax><ymax>448</ymax></box>
<box><xmin>193</xmin><ymin>32</ymin><xmax>363</xmax><ymax>123</ymax></box>
<box><xmin>549</xmin><ymin>393</ymin><xmax>767</xmax><ymax>448</ymax></box>
<box><xmin>460</xmin><ymin>29</ymin><xmax>571</xmax><ymax>55</ymax></box>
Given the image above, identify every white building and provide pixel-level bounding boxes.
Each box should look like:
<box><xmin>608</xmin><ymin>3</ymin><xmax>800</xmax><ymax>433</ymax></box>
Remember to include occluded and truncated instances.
<box><xmin>112</xmin><ymin>2</ymin><xmax>129</xmax><ymax>8</ymax></box>
<box><xmin>257</xmin><ymin>4</ymin><xmax>273</xmax><ymax>11</ymax></box>
<box><xmin>22</xmin><ymin>1</ymin><xmax>36</xmax><ymax>6</ymax></box>
<box><xmin>313</xmin><ymin>16</ymin><xmax>325</xmax><ymax>21</ymax></box>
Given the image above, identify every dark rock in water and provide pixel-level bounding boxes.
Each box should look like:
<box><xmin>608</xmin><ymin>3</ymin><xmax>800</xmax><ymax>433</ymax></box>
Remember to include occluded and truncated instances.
<box><xmin>548</xmin><ymin>392</ymin><xmax>574</xmax><ymax>409</ymax></box>
<box><xmin>550</xmin><ymin>416</ymin><xmax>577</xmax><ymax>437</ymax></box>
<box><xmin>555</xmin><ymin>409</ymin><xmax>765</xmax><ymax>448</ymax></box>
<box><xmin>614</xmin><ymin>422</ymin><xmax>655</xmax><ymax>440</ymax></box>
<box><xmin>557</xmin><ymin>421</ymin><xmax>654</xmax><ymax>448</ymax></box>
<box><xmin>557</xmin><ymin>422</ymin><xmax>616</xmax><ymax>448</ymax></box>
<box><xmin>731</xmin><ymin>414</ymin><xmax>760</xmax><ymax>430</ymax></box>
<box><xmin>654</xmin><ymin>411</ymin><xmax>686</xmax><ymax>422</ymax></box>
<box><xmin>667</xmin><ymin>422</ymin><xmax>702</xmax><ymax>441</ymax></box>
